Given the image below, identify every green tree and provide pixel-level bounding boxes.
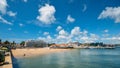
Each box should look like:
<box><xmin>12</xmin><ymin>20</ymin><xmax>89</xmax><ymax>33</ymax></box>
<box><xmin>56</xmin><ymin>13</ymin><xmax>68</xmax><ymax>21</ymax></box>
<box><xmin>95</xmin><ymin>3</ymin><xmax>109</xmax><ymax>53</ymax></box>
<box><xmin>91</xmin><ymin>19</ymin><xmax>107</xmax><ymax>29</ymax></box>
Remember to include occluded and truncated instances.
<box><xmin>0</xmin><ymin>51</ymin><xmax>5</xmax><ymax>63</ymax></box>
<box><xmin>48</xmin><ymin>43</ymin><xmax>55</xmax><ymax>47</ymax></box>
<box><xmin>4</xmin><ymin>40</ymin><xmax>10</xmax><ymax>44</ymax></box>
<box><xmin>0</xmin><ymin>39</ymin><xmax>1</xmax><ymax>44</ymax></box>
<box><xmin>20</xmin><ymin>41</ymin><xmax>25</xmax><ymax>46</ymax></box>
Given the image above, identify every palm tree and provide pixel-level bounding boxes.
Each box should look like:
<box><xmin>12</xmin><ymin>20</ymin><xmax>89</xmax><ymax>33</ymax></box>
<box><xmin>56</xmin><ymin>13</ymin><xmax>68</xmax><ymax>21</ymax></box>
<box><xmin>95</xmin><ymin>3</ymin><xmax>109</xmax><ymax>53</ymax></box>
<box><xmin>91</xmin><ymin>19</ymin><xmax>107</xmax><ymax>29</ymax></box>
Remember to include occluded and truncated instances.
<box><xmin>0</xmin><ymin>39</ymin><xmax>2</xmax><ymax>44</ymax></box>
<box><xmin>4</xmin><ymin>40</ymin><xmax>10</xmax><ymax>44</ymax></box>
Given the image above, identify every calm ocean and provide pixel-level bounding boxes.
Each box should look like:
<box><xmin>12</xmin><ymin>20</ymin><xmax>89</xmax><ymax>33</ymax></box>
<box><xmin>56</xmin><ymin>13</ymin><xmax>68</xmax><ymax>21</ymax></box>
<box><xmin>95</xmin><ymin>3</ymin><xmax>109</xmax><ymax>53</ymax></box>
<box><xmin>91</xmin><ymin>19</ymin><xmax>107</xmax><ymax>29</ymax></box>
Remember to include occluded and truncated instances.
<box><xmin>13</xmin><ymin>47</ymin><xmax>120</xmax><ymax>68</ymax></box>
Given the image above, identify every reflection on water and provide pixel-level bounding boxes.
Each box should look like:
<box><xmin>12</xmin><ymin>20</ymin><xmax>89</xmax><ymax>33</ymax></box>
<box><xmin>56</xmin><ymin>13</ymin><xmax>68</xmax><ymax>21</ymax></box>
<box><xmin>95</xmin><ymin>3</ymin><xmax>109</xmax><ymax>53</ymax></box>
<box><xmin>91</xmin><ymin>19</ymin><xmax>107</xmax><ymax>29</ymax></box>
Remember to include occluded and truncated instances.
<box><xmin>13</xmin><ymin>48</ymin><xmax>120</xmax><ymax>68</ymax></box>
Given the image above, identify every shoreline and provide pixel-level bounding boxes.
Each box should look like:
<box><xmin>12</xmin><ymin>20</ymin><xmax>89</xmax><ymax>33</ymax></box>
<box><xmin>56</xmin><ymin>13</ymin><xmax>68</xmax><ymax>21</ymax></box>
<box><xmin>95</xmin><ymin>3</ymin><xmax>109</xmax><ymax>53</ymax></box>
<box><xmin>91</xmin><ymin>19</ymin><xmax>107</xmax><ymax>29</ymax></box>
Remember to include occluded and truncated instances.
<box><xmin>12</xmin><ymin>47</ymin><xmax>115</xmax><ymax>58</ymax></box>
<box><xmin>73</xmin><ymin>46</ymin><xmax>115</xmax><ymax>49</ymax></box>
<box><xmin>12</xmin><ymin>48</ymin><xmax>70</xmax><ymax>58</ymax></box>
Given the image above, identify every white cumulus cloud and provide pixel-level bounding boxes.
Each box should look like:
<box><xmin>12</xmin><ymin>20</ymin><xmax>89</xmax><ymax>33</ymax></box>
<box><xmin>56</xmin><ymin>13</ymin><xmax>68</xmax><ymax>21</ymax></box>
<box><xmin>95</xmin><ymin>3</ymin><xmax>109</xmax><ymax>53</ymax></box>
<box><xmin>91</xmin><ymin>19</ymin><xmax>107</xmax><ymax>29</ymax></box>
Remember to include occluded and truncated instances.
<box><xmin>37</xmin><ymin>4</ymin><xmax>56</xmax><ymax>24</ymax></box>
<box><xmin>19</xmin><ymin>23</ymin><xmax>24</xmax><ymax>27</ymax></box>
<box><xmin>71</xmin><ymin>26</ymin><xmax>81</xmax><ymax>36</ymax></box>
<box><xmin>56</xmin><ymin>26</ymin><xmax>62</xmax><ymax>31</ymax></box>
<box><xmin>0</xmin><ymin>0</ymin><xmax>8</xmax><ymax>14</ymax></box>
<box><xmin>0</xmin><ymin>16</ymin><xmax>12</xmax><ymax>25</ymax></box>
<box><xmin>83</xmin><ymin>30</ymin><xmax>88</xmax><ymax>36</ymax></box>
<box><xmin>101</xmin><ymin>37</ymin><xmax>120</xmax><ymax>44</ymax></box>
<box><xmin>59</xmin><ymin>29</ymin><xmax>68</xmax><ymax>36</ymax></box>
<box><xmin>37</xmin><ymin>26</ymin><xmax>120</xmax><ymax>44</ymax></box>
<box><xmin>67</xmin><ymin>15</ymin><xmax>75</xmax><ymax>23</ymax></box>
<box><xmin>90</xmin><ymin>33</ymin><xmax>99</xmax><ymax>40</ymax></box>
<box><xmin>38</xmin><ymin>35</ymin><xmax>54</xmax><ymax>43</ymax></box>
<box><xmin>23</xmin><ymin>0</ymin><xmax>27</xmax><ymax>3</ymax></box>
<box><xmin>7</xmin><ymin>11</ymin><xmax>17</xmax><ymax>17</ymax></box>
<box><xmin>43</xmin><ymin>32</ymin><xmax>49</xmax><ymax>35</ymax></box>
<box><xmin>47</xmin><ymin>35</ymin><xmax>52</xmax><ymax>40</ymax></box>
<box><xmin>104</xmin><ymin>29</ymin><xmax>109</xmax><ymax>33</ymax></box>
<box><xmin>57</xmin><ymin>29</ymin><xmax>69</xmax><ymax>40</ymax></box>
<box><xmin>98</xmin><ymin>7</ymin><xmax>120</xmax><ymax>23</ymax></box>
<box><xmin>80</xmin><ymin>33</ymin><xmax>99</xmax><ymax>43</ymax></box>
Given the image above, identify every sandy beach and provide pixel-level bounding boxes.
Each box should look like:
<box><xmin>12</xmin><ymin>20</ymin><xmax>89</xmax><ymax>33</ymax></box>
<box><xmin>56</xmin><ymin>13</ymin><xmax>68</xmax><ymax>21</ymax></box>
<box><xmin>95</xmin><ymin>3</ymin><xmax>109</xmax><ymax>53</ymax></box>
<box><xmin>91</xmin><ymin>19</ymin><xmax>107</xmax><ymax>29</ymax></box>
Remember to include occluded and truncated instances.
<box><xmin>12</xmin><ymin>48</ymin><xmax>69</xmax><ymax>58</ymax></box>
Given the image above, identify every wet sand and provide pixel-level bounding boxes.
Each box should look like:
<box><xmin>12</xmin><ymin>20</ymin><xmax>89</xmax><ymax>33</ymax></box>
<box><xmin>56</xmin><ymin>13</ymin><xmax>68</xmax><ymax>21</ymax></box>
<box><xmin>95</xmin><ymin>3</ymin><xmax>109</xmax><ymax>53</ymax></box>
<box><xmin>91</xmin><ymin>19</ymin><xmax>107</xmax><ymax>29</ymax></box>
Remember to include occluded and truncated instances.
<box><xmin>12</xmin><ymin>48</ymin><xmax>69</xmax><ymax>58</ymax></box>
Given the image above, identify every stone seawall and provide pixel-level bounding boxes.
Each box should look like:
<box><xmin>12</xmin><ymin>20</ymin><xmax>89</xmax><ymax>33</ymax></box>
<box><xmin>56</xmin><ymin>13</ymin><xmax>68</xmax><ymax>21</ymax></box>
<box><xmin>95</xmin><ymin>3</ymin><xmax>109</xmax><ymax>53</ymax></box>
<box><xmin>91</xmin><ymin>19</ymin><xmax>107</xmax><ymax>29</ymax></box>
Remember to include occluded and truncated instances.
<box><xmin>2</xmin><ymin>52</ymin><xmax>13</xmax><ymax>68</ymax></box>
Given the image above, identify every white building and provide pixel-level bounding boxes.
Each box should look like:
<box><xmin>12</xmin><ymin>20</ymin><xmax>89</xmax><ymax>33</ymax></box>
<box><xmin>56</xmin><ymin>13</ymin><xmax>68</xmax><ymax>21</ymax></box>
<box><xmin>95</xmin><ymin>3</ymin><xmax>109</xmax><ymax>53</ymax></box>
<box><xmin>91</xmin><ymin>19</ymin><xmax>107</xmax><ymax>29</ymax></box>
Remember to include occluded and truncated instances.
<box><xmin>25</xmin><ymin>40</ymin><xmax>47</xmax><ymax>47</ymax></box>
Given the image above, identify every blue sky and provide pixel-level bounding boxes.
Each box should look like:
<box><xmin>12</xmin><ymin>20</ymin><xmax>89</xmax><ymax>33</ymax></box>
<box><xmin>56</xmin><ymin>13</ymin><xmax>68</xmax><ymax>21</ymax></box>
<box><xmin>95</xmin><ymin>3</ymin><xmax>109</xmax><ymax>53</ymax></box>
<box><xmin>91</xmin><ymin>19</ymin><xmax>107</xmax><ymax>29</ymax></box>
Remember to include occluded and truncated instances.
<box><xmin>0</xmin><ymin>0</ymin><xmax>120</xmax><ymax>44</ymax></box>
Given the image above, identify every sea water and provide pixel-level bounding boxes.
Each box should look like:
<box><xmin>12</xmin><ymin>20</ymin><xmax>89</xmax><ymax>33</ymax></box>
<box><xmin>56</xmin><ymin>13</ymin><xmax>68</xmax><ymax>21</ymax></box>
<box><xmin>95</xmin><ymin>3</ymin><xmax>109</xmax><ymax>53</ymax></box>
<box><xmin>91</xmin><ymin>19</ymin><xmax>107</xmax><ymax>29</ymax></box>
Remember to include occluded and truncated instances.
<box><xmin>13</xmin><ymin>47</ymin><xmax>120</xmax><ymax>68</ymax></box>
